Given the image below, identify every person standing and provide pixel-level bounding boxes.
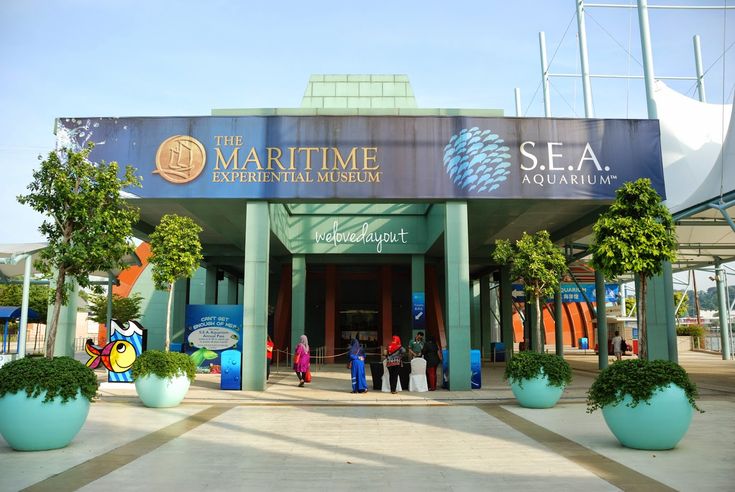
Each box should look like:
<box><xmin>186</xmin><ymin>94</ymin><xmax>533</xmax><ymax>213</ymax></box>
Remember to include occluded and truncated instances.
<box><xmin>266</xmin><ymin>335</ymin><xmax>274</xmax><ymax>380</ymax></box>
<box><xmin>611</xmin><ymin>331</ymin><xmax>624</xmax><ymax>362</ymax></box>
<box><xmin>385</xmin><ymin>335</ymin><xmax>406</xmax><ymax>394</ymax></box>
<box><xmin>348</xmin><ymin>338</ymin><xmax>368</xmax><ymax>393</ymax></box>
<box><xmin>409</xmin><ymin>331</ymin><xmax>425</xmax><ymax>359</ymax></box>
<box><xmin>421</xmin><ymin>335</ymin><xmax>441</xmax><ymax>391</ymax></box>
<box><xmin>293</xmin><ymin>334</ymin><xmax>310</xmax><ymax>387</ymax></box>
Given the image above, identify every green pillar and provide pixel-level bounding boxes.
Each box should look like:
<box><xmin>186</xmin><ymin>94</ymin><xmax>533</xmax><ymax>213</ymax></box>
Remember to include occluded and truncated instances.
<box><xmin>243</xmin><ymin>202</ymin><xmax>270</xmax><ymax>391</ymax></box>
<box><xmin>189</xmin><ymin>267</ymin><xmax>218</xmax><ymax>305</ymax></box>
<box><xmin>291</xmin><ymin>254</ymin><xmax>306</xmax><ymax>363</ymax></box>
<box><xmin>470</xmin><ymin>280</ymin><xmax>481</xmax><ymax>349</ymax></box>
<box><xmin>500</xmin><ymin>266</ymin><xmax>515</xmax><ymax>360</ymax></box>
<box><xmin>171</xmin><ymin>278</ymin><xmax>187</xmax><ymax>346</ymax></box>
<box><xmin>53</xmin><ymin>278</ymin><xmax>79</xmax><ymax>357</ymax></box>
<box><xmin>554</xmin><ymin>289</ymin><xmax>564</xmax><ymax>356</ymax></box>
<box><xmin>480</xmin><ymin>274</ymin><xmax>493</xmax><ymax>358</ymax></box>
<box><xmin>595</xmin><ymin>270</ymin><xmax>608</xmax><ymax>369</ymax></box>
<box><xmin>444</xmin><ymin>202</ymin><xmax>471</xmax><ymax>390</ymax></box>
<box><xmin>645</xmin><ymin>264</ymin><xmax>675</xmax><ymax>361</ymax></box>
<box><xmin>715</xmin><ymin>261</ymin><xmax>732</xmax><ymax>360</ymax></box>
<box><xmin>218</xmin><ymin>274</ymin><xmax>237</xmax><ymax>305</ymax></box>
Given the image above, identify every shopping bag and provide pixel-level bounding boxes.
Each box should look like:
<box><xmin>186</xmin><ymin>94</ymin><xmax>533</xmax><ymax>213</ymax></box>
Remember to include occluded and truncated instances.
<box><xmin>305</xmin><ymin>370</ymin><xmax>312</xmax><ymax>383</ymax></box>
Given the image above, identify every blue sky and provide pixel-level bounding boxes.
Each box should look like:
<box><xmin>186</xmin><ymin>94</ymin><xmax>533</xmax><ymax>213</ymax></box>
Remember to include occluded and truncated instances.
<box><xmin>1</xmin><ymin>0</ymin><xmax>733</xmax><ymax>288</ymax></box>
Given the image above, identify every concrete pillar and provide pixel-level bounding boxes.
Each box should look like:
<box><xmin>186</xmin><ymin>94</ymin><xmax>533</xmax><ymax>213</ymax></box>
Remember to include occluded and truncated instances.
<box><xmin>470</xmin><ymin>280</ymin><xmax>481</xmax><ymax>350</ymax></box>
<box><xmin>218</xmin><ymin>274</ymin><xmax>237</xmax><ymax>305</ymax></box>
<box><xmin>242</xmin><ymin>202</ymin><xmax>270</xmax><ymax>391</ymax></box>
<box><xmin>645</xmin><ymin>265</ymin><xmax>676</xmax><ymax>361</ymax></box>
<box><xmin>554</xmin><ymin>289</ymin><xmax>564</xmax><ymax>356</ymax></box>
<box><xmin>444</xmin><ymin>202</ymin><xmax>471</xmax><ymax>390</ymax></box>
<box><xmin>291</xmin><ymin>255</ymin><xmax>306</xmax><ymax>363</ymax></box>
<box><xmin>52</xmin><ymin>278</ymin><xmax>79</xmax><ymax>357</ymax></box>
<box><xmin>171</xmin><ymin>278</ymin><xmax>187</xmax><ymax>346</ymax></box>
<box><xmin>500</xmin><ymin>266</ymin><xmax>515</xmax><ymax>360</ymax></box>
<box><xmin>480</xmin><ymin>274</ymin><xmax>493</xmax><ymax>358</ymax></box>
<box><xmin>715</xmin><ymin>261</ymin><xmax>732</xmax><ymax>360</ymax></box>
<box><xmin>411</xmin><ymin>254</ymin><xmax>425</xmax><ymax>344</ymax></box>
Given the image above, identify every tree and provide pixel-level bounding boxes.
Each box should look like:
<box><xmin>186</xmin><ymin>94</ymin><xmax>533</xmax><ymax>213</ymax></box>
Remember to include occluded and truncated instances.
<box><xmin>148</xmin><ymin>214</ymin><xmax>203</xmax><ymax>351</ymax></box>
<box><xmin>17</xmin><ymin>145</ymin><xmax>140</xmax><ymax>358</ymax></box>
<box><xmin>673</xmin><ymin>291</ymin><xmax>689</xmax><ymax>319</ymax></box>
<box><xmin>0</xmin><ymin>284</ymin><xmax>51</xmax><ymax>321</ymax></box>
<box><xmin>589</xmin><ymin>178</ymin><xmax>677</xmax><ymax>360</ymax></box>
<box><xmin>494</xmin><ymin>230</ymin><xmax>567</xmax><ymax>352</ymax></box>
<box><xmin>84</xmin><ymin>292</ymin><xmax>143</xmax><ymax>324</ymax></box>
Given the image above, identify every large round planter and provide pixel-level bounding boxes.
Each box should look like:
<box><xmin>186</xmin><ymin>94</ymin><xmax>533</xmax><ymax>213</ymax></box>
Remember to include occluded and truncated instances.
<box><xmin>510</xmin><ymin>373</ymin><xmax>565</xmax><ymax>408</ymax></box>
<box><xmin>602</xmin><ymin>383</ymin><xmax>693</xmax><ymax>450</ymax></box>
<box><xmin>0</xmin><ymin>391</ymin><xmax>90</xmax><ymax>451</ymax></box>
<box><xmin>134</xmin><ymin>374</ymin><xmax>191</xmax><ymax>408</ymax></box>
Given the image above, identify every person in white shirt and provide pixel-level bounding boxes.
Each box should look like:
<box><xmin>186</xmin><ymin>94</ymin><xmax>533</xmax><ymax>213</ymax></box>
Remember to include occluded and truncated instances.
<box><xmin>611</xmin><ymin>331</ymin><xmax>624</xmax><ymax>361</ymax></box>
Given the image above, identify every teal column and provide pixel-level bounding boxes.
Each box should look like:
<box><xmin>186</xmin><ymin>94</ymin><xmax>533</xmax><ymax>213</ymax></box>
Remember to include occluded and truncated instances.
<box><xmin>218</xmin><ymin>275</ymin><xmax>237</xmax><ymax>305</ymax></box>
<box><xmin>189</xmin><ymin>267</ymin><xmax>206</xmax><ymax>304</ymax></box>
<box><xmin>291</xmin><ymin>254</ymin><xmax>306</xmax><ymax>363</ymax></box>
<box><xmin>411</xmin><ymin>255</ymin><xmax>425</xmax><ymax>346</ymax></box>
<box><xmin>470</xmin><ymin>280</ymin><xmax>481</xmax><ymax>349</ymax></box>
<box><xmin>554</xmin><ymin>289</ymin><xmax>563</xmax><ymax>356</ymax></box>
<box><xmin>480</xmin><ymin>274</ymin><xmax>493</xmax><ymax>358</ymax></box>
<box><xmin>644</xmin><ymin>268</ymin><xmax>674</xmax><ymax>361</ymax></box>
<box><xmin>715</xmin><ymin>261</ymin><xmax>732</xmax><ymax>360</ymax></box>
<box><xmin>595</xmin><ymin>270</ymin><xmax>608</xmax><ymax>369</ymax></box>
<box><xmin>243</xmin><ymin>202</ymin><xmax>270</xmax><ymax>390</ymax></box>
<box><xmin>53</xmin><ymin>278</ymin><xmax>79</xmax><ymax>357</ymax></box>
<box><xmin>205</xmin><ymin>267</ymin><xmax>217</xmax><ymax>304</ymax></box>
<box><xmin>171</xmin><ymin>278</ymin><xmax>187</xmax><ymax>346</ymax></box>
<box><xmin>500</xmin><ymin>266</ymin><xmax>514</xmax><ymax>360</ymax></box>
<box><xmin>444</xmin><ymin>202</ymin><xmax>471</xmax><ymax>390</ymax></box>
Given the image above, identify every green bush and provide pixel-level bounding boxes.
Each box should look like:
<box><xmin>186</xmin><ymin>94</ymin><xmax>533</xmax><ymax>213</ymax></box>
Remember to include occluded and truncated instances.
<box><xmin>0</xmin><ymin>356</ymin><xmax>99</xmax><ymax>403</ymax></box>
<box><xmin>131</xmin><ymin>350</ymin><xmax>196</xmax><ymax>383</ymax></box>
<box><xmin>587</xmin><ymin>359</ymin><xmax>701</xmax><ymax>413</ymax></box>
<box><xmin>676</xmin><ymin>325</ymin><xmax>704</xmax><ymax>337</ymax></box>
<box><xmin>504</xmin><ymin>351</ymin><xmax>572</xmax><ymax>388</ymax></box>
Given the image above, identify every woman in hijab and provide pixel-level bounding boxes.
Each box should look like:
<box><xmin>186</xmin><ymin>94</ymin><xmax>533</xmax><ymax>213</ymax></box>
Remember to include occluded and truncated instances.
<box><xmin>385</xmin><ymin>335</ymin><xmax>406</xmax><ymax>394</ymax></box>
<box><xmin>293</xmin><ymin>334</ymin><xmax>310</xmax><ymax>387</ymax></box>
<box><xmin>348</xmin><ymin>337</ymin><xmax>368</xmax><ymax>394</ymax></box>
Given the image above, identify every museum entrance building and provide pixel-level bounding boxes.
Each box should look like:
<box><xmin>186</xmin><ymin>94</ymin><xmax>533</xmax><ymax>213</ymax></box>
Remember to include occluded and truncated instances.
<box><xmin>58</xmin><ymin>75</ymin><xmax>666</xmax><ymax>390</ymax></box>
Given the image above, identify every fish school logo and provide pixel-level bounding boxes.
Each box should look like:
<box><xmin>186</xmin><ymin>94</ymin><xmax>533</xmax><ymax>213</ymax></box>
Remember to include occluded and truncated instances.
<box><xmin>154</xmin><ymin>135</ymin><xmax>207</xmax><ymax>184</ymax></box>
<box><xmin>443</xmin><ymin>127</ymin><xmax>511</xmax><ymax>194</ymax></box>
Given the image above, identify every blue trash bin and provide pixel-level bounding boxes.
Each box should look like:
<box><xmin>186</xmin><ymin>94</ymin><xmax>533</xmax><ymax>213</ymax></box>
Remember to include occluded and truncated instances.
<box><xmin>470</xmin><ymin>349</ymin><xmax>481</xmax><ymax>389</ymax></box>
<box><xmin>578</xmin><ymin>337</ymin><xmax>589</xmax><ymax>350</ymax></box>
<box><xmin>492</xmin><ymin>342</ymin><xmax>506</xmax><ymax>362</ymax></box>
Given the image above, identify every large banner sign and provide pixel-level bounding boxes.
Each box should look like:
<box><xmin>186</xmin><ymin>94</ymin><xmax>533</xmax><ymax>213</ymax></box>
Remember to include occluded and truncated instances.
<box><xmin>57</xmin><ymin>116</ymin><xmax>664</xmax><ymax>200</ymax></box>
<box><xmin>511</xmin><ymin>283</ymin><xmax>620</xmax><ymax>303</ymax></box>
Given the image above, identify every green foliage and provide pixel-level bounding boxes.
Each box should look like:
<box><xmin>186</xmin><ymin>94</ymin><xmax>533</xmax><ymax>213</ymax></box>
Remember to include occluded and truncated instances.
<box><xmin>676</xmin><ymin>325</ymin><xmax>704</xmax><ymax>337</ymax></box>
<box><xmin>0</xmin><ymin>356</ymin><xmax>99</xmax><ymax>403</ymax></box>
<box><xmin>504</xmin><ymin>351</ymin><xmax>572</xmax><ymax>389</ymax></box>
<box><xmin>586</xmin><ymin>359</ymin><xmax>701</xmax><ymax>413</ymax></box>
<box><xmin>624</xmin><ymin>296</ymin><xmax>636</xmax><ymax>315</ymax></box>
<box><xmin>148</xmin><ymin>214</ymin><xmax>203</xmax><ymax>290</ymax></box>
<box><xmin>673</xmin><ymin>291</ymin><xmax>688</xmax><ymax>318</ymax></box>
<box><xmin>589</xmin><ymin>179</ymin><xmax>676</xmax><ymax>279</ymax></box>
<box><xmin>131</xmin><ymin>350</ymin><xmax>196</xmax><ymax>383</ymax></box>
<box><xmin>84</xmin><ymin>292</ymin><xmax>143</xmax><ymax>324</ymax></box>
<box><xmin>0</xmin><ymin>284</ymin><xmax>51</xmax><ymax>321</ymax></box>
<box><xmin>16</xmin><ymin>144</ymin><xmax>141</xmax><ymax>357</ymax></box>
<box><xmin>494</xmin><ymin>231</ymin><xmax>567</xmax><ymax>300</ymax></box>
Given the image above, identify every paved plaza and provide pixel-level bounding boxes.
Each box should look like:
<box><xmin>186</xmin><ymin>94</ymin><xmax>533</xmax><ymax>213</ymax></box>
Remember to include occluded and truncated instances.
<box><xmin>1</xmin><ymin>351</ymin><xmax>733</xmax><ymax>491</ymax></box>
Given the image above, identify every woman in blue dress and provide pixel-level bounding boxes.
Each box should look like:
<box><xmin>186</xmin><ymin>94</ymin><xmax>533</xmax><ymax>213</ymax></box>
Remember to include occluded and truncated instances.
<box><xmin>348</xmin><ymin>338</ymin><xmax>368</xmax><ymax>393</ymax></box>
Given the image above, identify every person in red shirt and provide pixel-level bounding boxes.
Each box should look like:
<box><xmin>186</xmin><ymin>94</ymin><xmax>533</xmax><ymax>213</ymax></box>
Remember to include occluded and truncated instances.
<box><xmin>266</xmin><ymin>335</ymin><xmax>274</xmax><ymax>380</ymax></box>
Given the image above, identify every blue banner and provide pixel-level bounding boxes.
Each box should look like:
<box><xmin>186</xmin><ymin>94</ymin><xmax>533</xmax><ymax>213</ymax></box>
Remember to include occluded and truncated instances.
<box><xmin>57</xmin><ymin>116</ymin><xmax>665</xmax><ymax>200</ymax></box>
<box><xmin>511</xmin><ymin>283</ymin><xmax>619</xmax><ymax>303</ymax></box>
<box><xmin>184</xmin><ymin>304</ymin><xmax>243</xmax><ymax>368</ymax></box>
<box><xmin>412</xmin><ymin>292</ymin><xmax>426</xmax><ymax>330</ymax></box>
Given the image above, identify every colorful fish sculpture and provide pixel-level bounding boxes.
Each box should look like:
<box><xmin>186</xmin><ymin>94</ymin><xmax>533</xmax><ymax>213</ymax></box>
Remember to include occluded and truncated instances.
<box><xmin>85</xmin><ymin>339</ymin><xmax>137</xmax><ymax>373</ymax></box>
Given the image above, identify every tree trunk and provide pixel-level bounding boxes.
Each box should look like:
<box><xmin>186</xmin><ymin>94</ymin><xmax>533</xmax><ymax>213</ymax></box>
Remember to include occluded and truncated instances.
<box><xmin>46</xmin><ymin>269</ymin><xmax>66</xmax><ymax>359</ymax></box>
<box><xmin>638</xmin><ymin>273</ymin><xmax>648</xmax><ymax>360</ymax></box>
<box><xmin>165</xmin><ymin>282</ymin><xmax>173</xmax><ymax>352</ymax></box>
<box><xmin>535</xmin><ymin>292</ymin><xmax>543</xmax><ymax>352</ymax></box>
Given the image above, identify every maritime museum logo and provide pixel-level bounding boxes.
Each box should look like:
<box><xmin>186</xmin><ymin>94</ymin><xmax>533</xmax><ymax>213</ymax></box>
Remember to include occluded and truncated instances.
<box><xmin>154</xmin><ymin>135</ymin><xmax>207</xmax><ymax>184</ymax></box>
<box><xmin>443</xmin><ymin>127</ymin><xmax>512</xmax><ymax>194</ymax></box>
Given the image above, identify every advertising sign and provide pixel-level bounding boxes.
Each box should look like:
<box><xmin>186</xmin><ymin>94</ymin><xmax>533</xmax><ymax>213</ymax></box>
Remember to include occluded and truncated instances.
<box><xmin>57</xmin><ymin>116</ymin><xmax>665</xmax><ymax>201</ymax></box>
<box><xmin>185</xmin><ymin>304</ymin><xmax>243</xmax><ymax>389</ymax></box>
<box><xmin>511</xmin><ymin>283</ymin><xmax>619</xmax><ymax>303</ymax></box>
<box><xmin>412</xmin><ymin>292</ymin><xmax>426</xmax><ymax>330</ymax></box>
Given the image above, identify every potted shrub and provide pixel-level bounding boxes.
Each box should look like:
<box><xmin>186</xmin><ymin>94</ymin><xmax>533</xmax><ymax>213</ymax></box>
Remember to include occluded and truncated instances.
<box><xmin>131</xmin><ymin>350</ymin><xmax>195</xmax><ymax>408</ymax></box>
<box><xmin>504</xmin><ymin>351</ymin><xmax>572</xmax><ymax>408</ymax></box>
<box><xmin>0</xmin><ymin>356</ymin><xmax>99</xmax><ymax>451</ymax></box>
<box><xmin>587</xmin><ymin>359</ymin><xmax>702</xmax><ymax>450</ymax></box>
